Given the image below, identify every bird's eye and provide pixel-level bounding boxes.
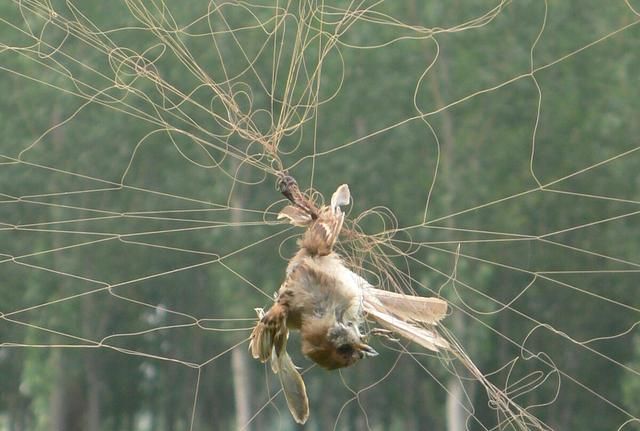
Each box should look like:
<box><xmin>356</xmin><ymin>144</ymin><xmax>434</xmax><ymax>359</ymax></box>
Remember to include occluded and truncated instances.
<box><xmin>336</xmin><ymin>344</ymin><xmax>354</xmax><ymax>355</ymax></box>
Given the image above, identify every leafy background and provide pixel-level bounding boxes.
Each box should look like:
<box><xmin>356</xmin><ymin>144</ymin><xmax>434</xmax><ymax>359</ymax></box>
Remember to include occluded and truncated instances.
<box><xmin>1</xmin><ymin>1</ymin><xmax>640</xmax><ymax>430</ymax></box>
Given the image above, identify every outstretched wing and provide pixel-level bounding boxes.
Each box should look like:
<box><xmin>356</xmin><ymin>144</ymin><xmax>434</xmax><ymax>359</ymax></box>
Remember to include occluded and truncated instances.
<box><xmin>363</xmin><ymin>289</ymin><xmax>449</xmax><ymax>352</ymax></box>
<box><xmin>365</xmin><ymin>306</ymin><xmax>449</xmax><ymax>352</ymax></box>
<box><xmin>367</xmin><ymin>289</ymin><xmax>447</xmax><ymax>324</ymax></box>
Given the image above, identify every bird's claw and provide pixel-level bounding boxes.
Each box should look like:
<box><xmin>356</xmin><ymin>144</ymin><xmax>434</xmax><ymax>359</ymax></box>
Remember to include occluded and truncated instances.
<box><xmin>276</xmin><ymin>171</ymin><xmax>297</xmax><ymax>196</ymax></box>
<box><xmin>368</xmin><ymin>328</ymin><xmax>399</xmax><ymax>342</ymax></box>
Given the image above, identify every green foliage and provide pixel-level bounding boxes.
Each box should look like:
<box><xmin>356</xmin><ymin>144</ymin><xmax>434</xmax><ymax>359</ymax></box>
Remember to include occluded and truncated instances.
<box><xmin>0</xmin><ymin>1</ymin><xmax>639</xmax><ymax>430</ymax></box>
<box><xmin>623</xmin><ymin>335</ymin><xmax>640</xmax><ymax>429</ymax></box>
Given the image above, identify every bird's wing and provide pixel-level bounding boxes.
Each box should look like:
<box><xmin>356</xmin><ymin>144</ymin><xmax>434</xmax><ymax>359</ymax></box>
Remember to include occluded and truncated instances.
<box><xmin>362</xmin><ymin>288</ymin><xmax>449</xmax><ymax>352</ymax></box>
<box><xmin>364</xmin><ymin>306</ymin><xmax>449</xmax><ymax>352</ymax></box>
<box><xmin>366</xmin><ymin>289</ymin><xmax>448</xmax><ymax>324</ymax></box>
<box><xmin>250</xmin><ymin>296</ymin><xmax>309</xmax><ymax>424</ymax></box>
<box><xmin>249</xmin><ymin>305</ymin><xmax>289</xmax><ymax>362</ymax></box>
<box><xmin>272</xmin><ymin>350</ymin><xmax>310</xmax><ymax>424</ymax></box>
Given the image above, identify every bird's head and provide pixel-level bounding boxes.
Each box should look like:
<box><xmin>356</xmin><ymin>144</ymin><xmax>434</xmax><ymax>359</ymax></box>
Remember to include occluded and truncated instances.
<box><xmin>302</xmin><ymin>322</ymin><xmax>377</xmax><ymax>370</ymax></box>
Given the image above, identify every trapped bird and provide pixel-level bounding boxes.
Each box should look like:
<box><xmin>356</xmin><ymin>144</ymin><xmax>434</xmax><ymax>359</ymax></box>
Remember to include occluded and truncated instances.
<box><xmin>249</xmin><ymin>174</ymin><xmax>449</xmax><ymax>424</ymax></box>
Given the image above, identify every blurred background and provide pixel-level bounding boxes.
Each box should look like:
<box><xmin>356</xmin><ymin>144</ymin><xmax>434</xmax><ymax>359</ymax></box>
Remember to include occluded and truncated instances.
<box><xmin>1</xmin><ymin>1</ymin><xmax>640</xmax><ymax>430</ymax></box>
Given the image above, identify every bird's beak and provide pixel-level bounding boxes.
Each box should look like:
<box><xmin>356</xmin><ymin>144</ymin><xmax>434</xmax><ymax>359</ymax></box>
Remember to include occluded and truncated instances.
<box><xmin>357</xmin><ymin>343</ymin><xmax>378</xmax><ymax>357</ymax></box>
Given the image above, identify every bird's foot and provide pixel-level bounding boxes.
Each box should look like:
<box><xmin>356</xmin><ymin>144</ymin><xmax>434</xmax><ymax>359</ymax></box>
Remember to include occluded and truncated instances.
<box><xmin>367</xmin><ymin>327</ymin><xmax>400</xmax><ymax>342</ymax></box>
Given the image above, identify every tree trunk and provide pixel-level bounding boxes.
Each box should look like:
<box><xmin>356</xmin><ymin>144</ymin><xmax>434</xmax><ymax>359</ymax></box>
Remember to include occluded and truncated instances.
<box><xmin>446</xmin><ymin>378</ymin><xmax>464</xmax><ymax>431</ymax></box>
<box><xmin>231</xmin><ymin>346</ymin><xmax>252</xmax><ymax>430</ymax></box>
<box><xmin>85</xmin><ymin>351</ymin><xmax>101</xmax><ymax>431</ymax></box>
<box><xmin>428</xmin><ymin>38</ymin><xmax>468</xmax><ymax>431</ymax></box>
<box><xmin>402</xmin><ymin>360</ymin><xmax>418</xmax><ymax>430</ymax></box>
<box><xmin>230</xmin><ymin>178</ymin><xmax>253</xmax><ymax>430</ymax></box>
<box><xmin>49</xmin><ymin>350</ymin><xmax>67</xmax><ymax>431</ymax></box>
<box><xmin>82</xmin><ymin>291</ymin><xmax>104</xmax><ymax>431</ymax></box>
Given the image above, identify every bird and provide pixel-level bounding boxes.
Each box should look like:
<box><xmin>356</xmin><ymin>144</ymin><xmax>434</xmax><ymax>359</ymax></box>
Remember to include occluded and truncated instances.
<box><xmin>249</xmin><ymin>174</ymin><xmax>449</xmax><ymax>424</ymax></box>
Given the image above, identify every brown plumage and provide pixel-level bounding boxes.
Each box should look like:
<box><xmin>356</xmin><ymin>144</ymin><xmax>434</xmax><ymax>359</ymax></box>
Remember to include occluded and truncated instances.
<box><xmin>249</xmin><ymin>178</ymin><xmax>449</xmax><ymax>424</ymax></box>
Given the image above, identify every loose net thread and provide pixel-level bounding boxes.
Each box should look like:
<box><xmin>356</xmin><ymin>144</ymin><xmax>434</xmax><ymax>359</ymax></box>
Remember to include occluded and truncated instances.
<box><xmin>1</xmin><ymin>0</ymin><xmax>640</xmax><ymax>430</ymax></box>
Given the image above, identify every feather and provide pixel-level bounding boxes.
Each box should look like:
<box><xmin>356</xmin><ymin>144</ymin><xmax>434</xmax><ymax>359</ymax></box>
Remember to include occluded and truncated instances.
<box><xmin>249</xmin><ymin>305</ymin><xmax>288</xmax><ymax>362</ymax></box>
<box><xmin>365</xmin><ymin>306</ymin><xmax>449</xmax><ymax>352</ymax></box>
<box><xmin>362</xmin><ymin>288</ymin><xmax>449</xmax><ymax>351</ymax></box>
<box><xmin>249</xmin><ymin>320</ymin><xmax>272</xmax><ymax>362</ymax></box>
<box><xmin>300</xmin><ymin>211</ymin><xmax>344</xmax><ymax>256</ymax></box>
<box><xmin>273</xmin><ymin>350</ymin><xmax>310</xmax><ymax>424</ymax></box>
<box><xmin>280</xmin><ymin>184</ymin><xmax>351</xmax><ymax>256</ymax></box>
<box><xmin>252</xmin><ymin>306</ymin><xmax>309</xmax><ymax>423</ymax></box>
<box><xmin>278</xmin><ymin>205</ymin><xmax>313</xmax><ymax>227</ymax></box>
<box><xmin>249</xmin><ymin>309</ymin><xmax>268</xmax><ymax>361</ymax></box>
<box><xmin>367</xmin><ymin>289</ymin><xmax>447</xmax><ymax>324</ymax></box>
<box><xmin>330</xmin><ymin>184</ymin><xmax>350</xmax><ymax>211</ymax></box>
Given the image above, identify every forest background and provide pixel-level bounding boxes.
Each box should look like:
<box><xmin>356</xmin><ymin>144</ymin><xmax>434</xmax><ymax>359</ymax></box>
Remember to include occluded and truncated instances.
<box><xmin>1</xmin><ymin>1</ymin><xmax>640</xmax><ymax>430</ymax></box>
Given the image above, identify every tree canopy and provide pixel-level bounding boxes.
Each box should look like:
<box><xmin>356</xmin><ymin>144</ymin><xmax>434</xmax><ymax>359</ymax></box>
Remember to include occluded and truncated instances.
<box><xmin>1</xmin><ymin>1</ymin><xmax>639</xmax><ymax>430</ymax></box>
